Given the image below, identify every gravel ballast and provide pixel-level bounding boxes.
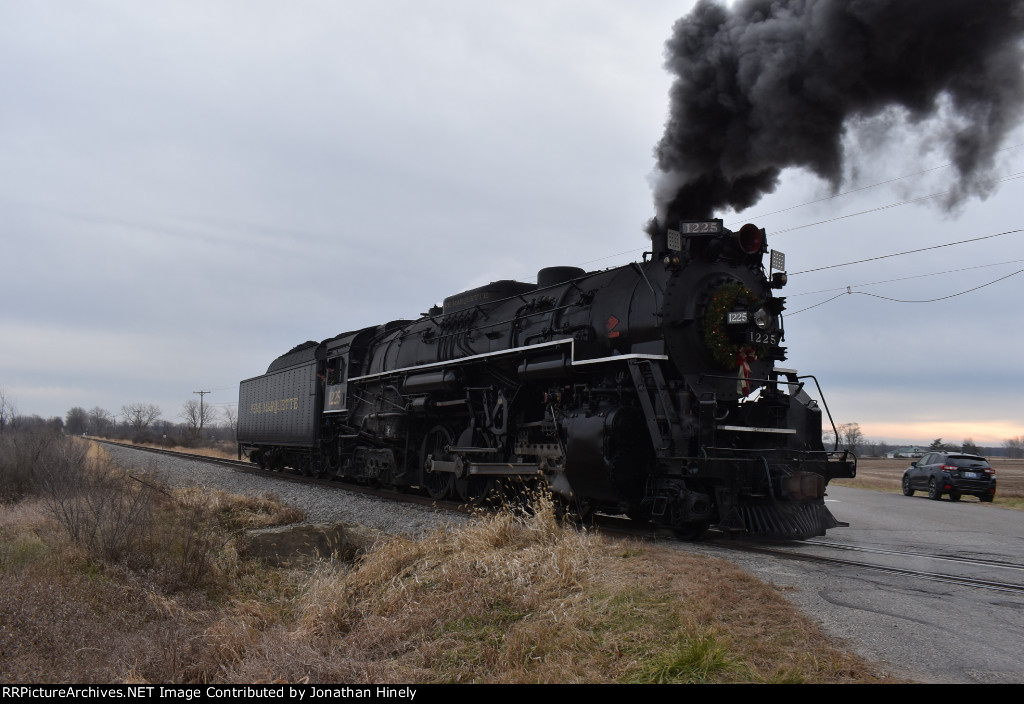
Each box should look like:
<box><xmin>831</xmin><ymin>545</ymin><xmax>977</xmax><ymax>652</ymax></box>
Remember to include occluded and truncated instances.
<box><xmin>100</xmin><ymin>443</ymin><xmax>470</xmax><ymax>535</ymax></box>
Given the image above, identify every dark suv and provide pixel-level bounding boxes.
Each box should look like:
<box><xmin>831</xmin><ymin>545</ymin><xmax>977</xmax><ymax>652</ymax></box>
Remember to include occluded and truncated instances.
<box><xmin>902</xmin><ymin>452</ymin><xmax>997</xmax><ymax>502</ymax></box>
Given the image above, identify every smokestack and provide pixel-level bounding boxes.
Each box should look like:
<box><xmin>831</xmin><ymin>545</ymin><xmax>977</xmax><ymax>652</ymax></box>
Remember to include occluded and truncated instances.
<box><xmin>651</xmin><ymin>0</ymin><xmax>1024</xmax><ymax>226</ymax></box>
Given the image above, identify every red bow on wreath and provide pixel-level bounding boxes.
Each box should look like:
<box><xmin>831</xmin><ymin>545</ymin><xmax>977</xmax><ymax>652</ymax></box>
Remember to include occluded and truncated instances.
<box><xmin>736</xmin><ymin>345</ymin><xmax>757</xmax><ymax>396</ymax></box>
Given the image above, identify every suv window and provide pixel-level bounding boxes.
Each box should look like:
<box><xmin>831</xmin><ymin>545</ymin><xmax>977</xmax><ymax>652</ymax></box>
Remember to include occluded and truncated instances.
<box><xmin>947</xmin><ymin>455</ymin><xmax>991</xmax><ymax>469</ymax></box>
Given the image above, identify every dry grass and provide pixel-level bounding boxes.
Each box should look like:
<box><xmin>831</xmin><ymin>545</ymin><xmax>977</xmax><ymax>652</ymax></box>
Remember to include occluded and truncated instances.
<box><xmin>0</xmin><ymin>486</ymin><xmax>310</xmax><ymax>683</ymax></box>
<box><xmin>0</xmin><ymin>432</ymin><xmax>314</xmax><ymax>683</ymax></box>
<box><xmin>153</xmin><ymin>443</ymin><xmax>239</xmax><ymax>461</ymax></box>
<box><xmin>831</xmin><ymin>457</ymin><xmax>1024</xmax><ymax>508</ymax></box>
<box><xmin>2</xmin><ymin>433</ymin><xmax>894</xmax><ymax>683</ymax></box>
<box><xmin>85</xmin><ymin>436</ymin><xmax>240</xmax><ymax>460</ymax></box>
<box><xmin>270</xmin><ymin>496</ymin><xmax>890</xmax><ymax>684</ymax></box>
<box><xmin>1</xmin><ymin>488</ymin><xmax>895</xmax><ymax>684</ymax></box>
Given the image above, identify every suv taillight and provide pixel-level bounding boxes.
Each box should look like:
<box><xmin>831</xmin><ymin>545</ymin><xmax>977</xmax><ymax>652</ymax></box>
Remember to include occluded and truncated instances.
<box><xmin>940</xmin><ymin>464</ymin><xmax>958</xmax><ymax>472</ymax></box>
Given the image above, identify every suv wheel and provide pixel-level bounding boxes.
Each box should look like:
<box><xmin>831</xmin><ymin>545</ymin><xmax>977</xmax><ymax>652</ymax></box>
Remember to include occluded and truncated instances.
<box><xmin>979</xmin><ymin>494</ymin><xmax>994</xmax><ymax>503</ymax></box>
<box><xmin>928</xmin><ymin>478</ymin><xmax>942</xmax><ymax>501</ymax></box>
<box><xmin>902</xmin><ymin>475</ymin><xmax>915</xmax><ymax>496</ymax></box>
<box><xmin>949</xmin><ymin>491</ymin><xmax>962</xmax><ymax>501</ymax></box>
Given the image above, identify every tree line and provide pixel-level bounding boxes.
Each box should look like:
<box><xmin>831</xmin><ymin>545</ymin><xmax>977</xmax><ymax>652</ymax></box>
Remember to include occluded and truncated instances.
<box><xmin>0</xmin><ymin>389</ymin><xmax>237</xmax><ymax>448</ymax></box>
<box><xmin>825</xmin><ymin>421</ymin><xmax>1024</xmax><ymax>458</ymax></box>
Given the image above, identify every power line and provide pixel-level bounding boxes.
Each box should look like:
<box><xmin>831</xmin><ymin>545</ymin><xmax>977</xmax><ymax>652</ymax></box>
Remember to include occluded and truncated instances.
<box><xmin>788</xmin><ymin>268</ymin><xmax>1024</xmax><ymax>316</ymax></box>
<box><xmin>512</xmin><ymin>224</ymin><xmax>1023</xmax><ymax>287</ymax></box>
<box><xmin>578</xmin><ymin>247</ymin><xmax>647</xmax><ymax>267</ymax></box>
<box><xmin>788</xmin><ymin>258</ymin><xmax>1024</xmax><ymax>297</ymax></box>
<box><xmin>568</xmin><ymin>143</ymin><xmax>1024</xmax><ymax>269</ymax></box>
<box><xmin>789</xmin><ymin>228</ymin><xmax>1024</xmax><ymax>275</ymax></box>
<box><xmin>728</xmin><ymin>165</ymin><xmax>951</xmax><ymax>227</ymax></box>
<box><xmin>551</xmin><ymin>166</ymin><xmax>1024</xmax><ymax>273</ymax></box>
<box><xmin>772</xmin><ymin>190</ymin><xmax>947</xmax><ymax>234</ymax></box>
<box><xmin>729</xmin><ymin>141</ymin><xmax>1024</xmax><ymax>226</ymax></box>
<box><xmin>565</xmin><ymin>179</ymin><xmax>1024</xmax><ymax>273</ymax></box>
<box><xmin>787</xmin><ymin>292</ymin><xmax>848</xmax><ymax>316</ymax></box>
<box><xmin>772</xmin><ymin>171</ymin><xmax>1024</xmax><ymax>235</ymax></box>
<box><xmin>510</xmin><ymin>169</ymin><xmax>1024</xmax><ymax>282</ymax></box>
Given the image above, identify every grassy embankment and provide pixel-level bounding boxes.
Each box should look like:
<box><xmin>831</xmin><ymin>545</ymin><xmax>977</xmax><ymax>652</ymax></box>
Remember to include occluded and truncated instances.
<box><xmin>1</xmin><ymin>432</ymin><xmax>894</xmax><ymax>683</ymax></box>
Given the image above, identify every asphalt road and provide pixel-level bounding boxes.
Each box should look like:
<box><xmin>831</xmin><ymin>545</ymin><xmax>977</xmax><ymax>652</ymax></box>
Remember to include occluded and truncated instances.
<box><xmin>688</xmin><ymin>485</ymin><xmax>1024</xmax><ymax>683</ymax></box>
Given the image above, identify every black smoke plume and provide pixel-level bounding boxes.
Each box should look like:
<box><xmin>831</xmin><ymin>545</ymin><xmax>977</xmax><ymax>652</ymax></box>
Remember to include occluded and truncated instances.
<box><xmin>651</xmin><ymin>0</ymin><xmax>1024</xmax><ymax>228</ymax></box>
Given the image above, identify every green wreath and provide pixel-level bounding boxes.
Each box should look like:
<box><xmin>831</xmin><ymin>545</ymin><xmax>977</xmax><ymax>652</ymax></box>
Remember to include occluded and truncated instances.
<box><xmin>704</xmin><ymin>282</ymin><xmax>756</xmax><ymax>370</ymax></box>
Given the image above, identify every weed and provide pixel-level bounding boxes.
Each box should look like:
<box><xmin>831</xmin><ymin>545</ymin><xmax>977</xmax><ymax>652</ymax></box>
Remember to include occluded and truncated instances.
<box><xmin>0</xmin><ymin>428</ymin><xmax>65</xmax><ymax>501</ymax></box>
<box><xmin>0</xmin><ymin>532</ymin><xmax>49</xmax><ymax>572</ymax></box>
<box><xmin>628</xmin><ymin>631</ymin><xmax>738</xmax><ymax>684</ymax></box>
<box><xmin>29</xmin><ymin>437</ymin><xmax>156</xmax><ymax>562</ymax></box>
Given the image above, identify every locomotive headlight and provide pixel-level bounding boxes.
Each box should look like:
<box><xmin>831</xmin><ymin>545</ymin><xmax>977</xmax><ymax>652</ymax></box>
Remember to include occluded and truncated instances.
<box><xmin>753</xmin><ymin>307</ymin><xmax>771</xmax><ymax>330</ymax></box>
<box><xmin>737</xmin><ymin>223</ymin><xmax>765</xmax><ymax>254</ymax></box>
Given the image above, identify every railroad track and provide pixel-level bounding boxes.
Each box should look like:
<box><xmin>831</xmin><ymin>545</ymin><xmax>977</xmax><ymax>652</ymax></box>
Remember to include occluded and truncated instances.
<box><xmin>92</xmin><ymin>438</ymin><xmax>259</xmax><ymax>472</ymax></box>
<box><xmin>804</xmin><ymin>538</ymin><xmax>1024</xmax><ymax>574</ymax></box>
<box><xmin>91</xmin><ymin>440</ymin><xmax>1024</xmax><ymax>594</ymax></box>
<box><xmin>90</xmin><ymin>439</ymin><xmax>673</xmax><ymax>529</ymax></box>
<box><xmin>709</xmin><ymin>537</ymin><xmax>1024</xmax><ymax>595</ymax></box>
<box><xmin>91</xmin><ymin>438</ymin><xmax>484</xmax><ymax>513</ymax></box>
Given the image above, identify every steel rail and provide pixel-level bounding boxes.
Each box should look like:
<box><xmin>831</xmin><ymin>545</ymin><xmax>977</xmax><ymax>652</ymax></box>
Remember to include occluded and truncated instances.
<box><xmin>89</xmin><ymin>438</ymin><xmax>475</xmax><ymax>512</ymax></box>
<box><xmin>712</xmin><ymin>540</ymin><xmax>1024</xmax><ymax>595</ymax></box>
<box><xmin>803</xmin><ymin>539</ymin><xmax>1024</xmax><ymax>573</ymax></box>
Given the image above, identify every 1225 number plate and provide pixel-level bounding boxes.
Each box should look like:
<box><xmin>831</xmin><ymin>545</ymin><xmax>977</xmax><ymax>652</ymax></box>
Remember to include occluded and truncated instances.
<box><xmin>747</xmin><ymin>331</ymin><xmax>779</xmax><ymax>345</ymax></box>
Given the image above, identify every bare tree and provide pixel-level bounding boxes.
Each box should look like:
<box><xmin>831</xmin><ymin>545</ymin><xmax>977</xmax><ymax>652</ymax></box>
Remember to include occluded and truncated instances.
<box><xmin>180</xmin><ymin>398</ymin><xmax>217</xmax><ymax>442</ymax></box>
<box><xmin>88</xmin><ymin>406</ymin><xmax>114</xmax><ymax>436</ymax></box>
<box><xmin>872</xmin><ymin>440</ymin><xmax>891</xmax><ymax>458</ymax></box>
<box><xmin>34</xmin><ymin>435</ymin><xmax>157</xmax><ymax>561</ymax></box>
<box><xmin>222</xmin><ymin>405</ymin><xmax>237</xmax><ymax>441</ymax></box>
<box><xmin>837</xmin><ymin>422</ymin><xmax>864</xmax><ymax>453</ymax></box>
<box><xmin>121</xmin><ymin>403</ymin><xmax>162</xmax><ymax>435</ymax></box>
<box><xmin>65</xmin><ymin>407</ymin><xmax>89</xmax><ymax>435</ymax></box>
<box><xmin>1005</xmin><ymin>436</ymin><xmax>1024</xmax><ymax>459</ymax></box>
<box><xmin>0</xmin><ymin>388</ymin><xmax>16</xmax><ymax>433</ymax></box>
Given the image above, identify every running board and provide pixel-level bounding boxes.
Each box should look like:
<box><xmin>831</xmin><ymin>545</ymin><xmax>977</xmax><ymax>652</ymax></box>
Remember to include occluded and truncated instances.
<box><xmin>716</xmin><ymin>425</ymin><xmax>796</xmax><ymax>434</ymax></box>
<box><xmin>469</xmin><ymin>463</ymin><xmax>543</xmax><ymax>477</ymax></box>
<box><xmin>428</xmin><ymin>460</ymin><xmax>543</xmax><ymax>477</ymax></box>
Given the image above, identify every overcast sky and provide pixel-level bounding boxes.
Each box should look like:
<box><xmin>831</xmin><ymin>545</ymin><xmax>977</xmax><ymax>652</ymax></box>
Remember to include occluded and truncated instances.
<box><xmin>2</xmin><ymin>1</ymin><xmax>1022</xmax><ymax>447</ymax></box>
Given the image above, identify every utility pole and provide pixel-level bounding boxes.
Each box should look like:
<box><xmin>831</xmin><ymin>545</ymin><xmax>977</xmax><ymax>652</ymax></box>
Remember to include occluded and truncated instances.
<box><xmin>193</xmin><ymin>390</ymin><xmax>210</xmax><ymax>436</ymax></box>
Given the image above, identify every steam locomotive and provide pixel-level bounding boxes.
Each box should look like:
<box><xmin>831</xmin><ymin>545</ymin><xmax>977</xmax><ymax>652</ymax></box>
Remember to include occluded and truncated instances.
<box><xmin>237</xmin><ymin>220</ymin><xmax>855</xmax><ymax>539</ymax></box>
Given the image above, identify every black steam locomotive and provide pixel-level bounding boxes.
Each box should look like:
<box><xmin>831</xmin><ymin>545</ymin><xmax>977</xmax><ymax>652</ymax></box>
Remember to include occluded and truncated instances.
<box><xmin>238</xmin><ymin>220</ymin><xmax>855</xmax><ymax>539</ymax></box>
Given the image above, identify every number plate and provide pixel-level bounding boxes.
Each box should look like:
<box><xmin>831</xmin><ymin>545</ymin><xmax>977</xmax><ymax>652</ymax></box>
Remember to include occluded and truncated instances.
<box><xmin>963</xmin><ymin>471</ymin><xmax>979</xmax><ymax>479</ymax></box>
<box><xmin>679</xmin><ymin>219</ymin><xmax>723</xmax><ymax>234</ymax></box>
<box><xmin>728</xmin><ymin>311</ymin><xmax>748</xmax><ymax>324</ymax></box>
<box><xmin>747</xmin><ymin>331</ymin><xmax>779</xmax><ymax>345</ymax></box>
